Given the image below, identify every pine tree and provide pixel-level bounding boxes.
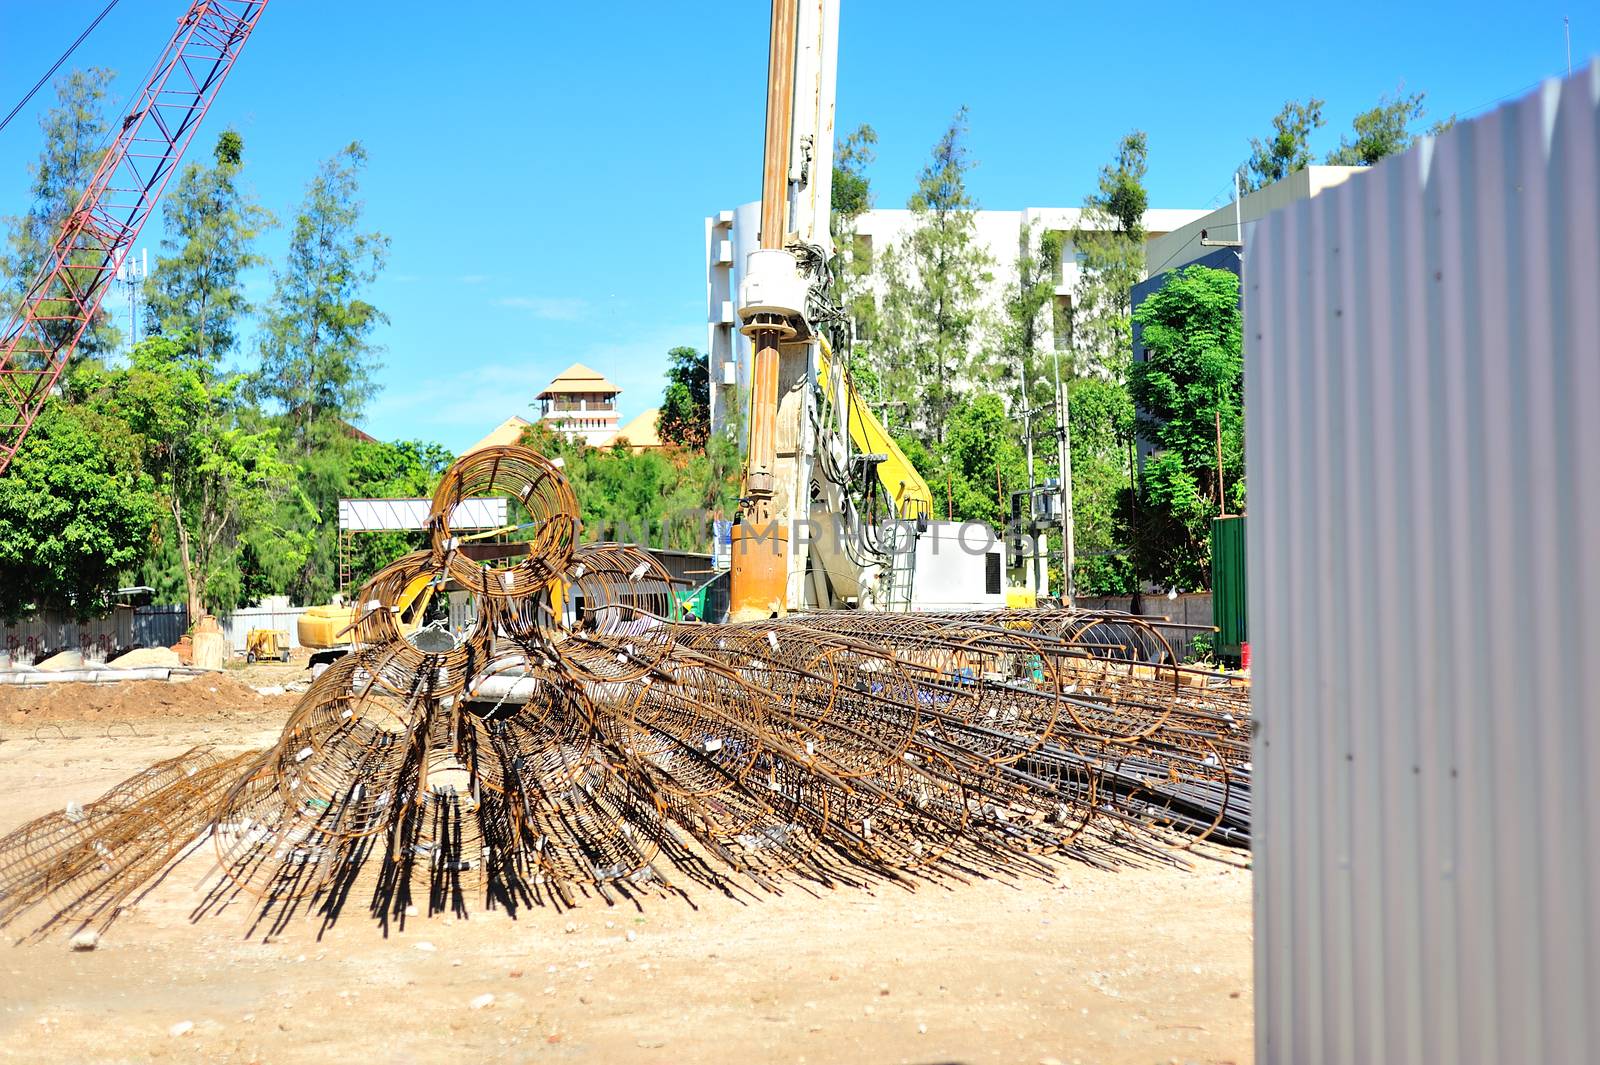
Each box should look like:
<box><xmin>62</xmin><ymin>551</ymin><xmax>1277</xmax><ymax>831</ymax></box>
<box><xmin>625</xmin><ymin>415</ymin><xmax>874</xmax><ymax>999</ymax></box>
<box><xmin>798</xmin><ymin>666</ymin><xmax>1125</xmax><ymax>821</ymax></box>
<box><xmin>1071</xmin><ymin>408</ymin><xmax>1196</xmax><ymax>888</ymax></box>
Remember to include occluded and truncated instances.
<box><xmin>1062</xmin><ymin>132</ymin><xmax>1151</xmax><ymax>594</ymax></box>
<box><xmin>830</xmin><ymin>123</ymin><xmax>879</xmax><ymax>365</ymax></box>
<box><xmin>999</xmin><ymin>223</ymin><xmax>1061</xmax><ymax>411</ymax></box>
<box><xmin>874</xmin><ymin>108</ymin><xmax>992</xmax><ymax>444</ymax></box>
<box><xmin>1238</xmin><ymin>98</ymin><xmax>1326</xmax><ymax>192</ymax></box>
<box><xmin>256</xmin><ymin>142</ymin><xmax>389</xmax><ymax>451</ymax></box>
<box><xmin>1325</xmin><ymin>89</ymin><xmax>1451</xmax><ymax>166</ymax></box>
<box><xmin>0</xmin><ymin>68</ymin><xmax>121</xmax><ymax>358</ymax></box>
<box><xmin>1070</xmin><ymin>131</ymin><xmax>1147</xmax><ymax>378</ymax></box>
<box><xmin>144</xmin><ymin>130</ymin><xmax>274</xmax><ymax>378</ymax></box>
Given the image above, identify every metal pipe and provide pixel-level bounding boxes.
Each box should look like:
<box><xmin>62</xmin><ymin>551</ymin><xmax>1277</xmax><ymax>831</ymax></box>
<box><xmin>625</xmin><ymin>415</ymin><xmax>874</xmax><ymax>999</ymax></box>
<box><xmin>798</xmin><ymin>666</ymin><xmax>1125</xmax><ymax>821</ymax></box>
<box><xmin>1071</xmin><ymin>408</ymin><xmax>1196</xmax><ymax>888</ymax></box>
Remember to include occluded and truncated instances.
<box><xmin>732</xmin><ymin>0</ymin><xmax>800</xmax><ymax>622</ymax></box>
<box><xmin>0</xmin><ymin>667</ymin><xmax>174</xmax><ymax>684</ymax></box>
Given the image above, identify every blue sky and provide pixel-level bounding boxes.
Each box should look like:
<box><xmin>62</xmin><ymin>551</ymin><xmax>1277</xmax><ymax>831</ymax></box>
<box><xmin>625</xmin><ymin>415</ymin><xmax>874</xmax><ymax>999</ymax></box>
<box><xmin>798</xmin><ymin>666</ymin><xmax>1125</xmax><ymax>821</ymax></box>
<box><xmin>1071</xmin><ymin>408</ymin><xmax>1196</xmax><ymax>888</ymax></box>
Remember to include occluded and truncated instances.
<box><xmin>0</xmin><ymin>0</ymin><xmax>1588</xmax><ymax>453</ymax></box>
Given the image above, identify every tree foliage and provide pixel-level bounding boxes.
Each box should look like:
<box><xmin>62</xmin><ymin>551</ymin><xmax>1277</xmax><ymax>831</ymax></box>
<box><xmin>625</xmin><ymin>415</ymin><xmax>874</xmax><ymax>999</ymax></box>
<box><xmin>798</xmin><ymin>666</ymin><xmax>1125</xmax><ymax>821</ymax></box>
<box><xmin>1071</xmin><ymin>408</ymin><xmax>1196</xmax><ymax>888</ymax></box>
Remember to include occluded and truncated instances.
<box><xmin>1071</xmin><ymin>132</ymin><xmax>1147</xmax><ymax>377</ymax></box>
<box><xmin>256</xmin><ymin>143</ymin><xmax>389</xmax><ymax>451</ymax></box>
<box><xmin>78</xmin><ymin>337</ymin><xmax>291</xmax><ymax>616</ymax></box>
<box><xmin>0</xmin><ymin>68</ymin><xmax>121</xmax><ymax>357</ymax></box>
<box><xmin>1128</xmin><ymin>266</ymin><xmax>1244</xmax><ymax>589</ymax></box>
<box><xmin>1325</xmin><ymin>89</ymin><xmax>1452</xmax><ymax>166</ymax></box>
<box><xmin>519</xmin><ymin>422</ymin><xmax>740</xmax><ymax>552</ymax></box>
<box><xmin>831</xmin><ymin>123</ymin><xmax>878</xmax><ymax>228</ymax></box>
<box><xmin>656</xmin><ymin>346</ymin><xmax>710</xmax><ymax>449</ymax></box>
<box><xmin>1068</xmin><ymin>376</ymin><xmax>1136</xmax><ymax>595</ymax></box>
<box><xmin>940</xmin><ymin>394</ymin><xmax>1027</xmax><ymax>528</ymax></box>
<box><xmin>1239</xmin><ymin>98</ymin><xmax>1326</xmax><ymax>191</ymax></box>
<box><xmin>831</xmin><ymin>123</ymin><xmax>880</xmax><ymax>360</ymax></box>
<box><xmin>871</xmin><ymin>108</ymin><xmax>992</xmax><ymax>444</ymax></box>
<box><xmin>0</xmin><ymin>402</ymin><xmax>156</xmax><ymax>621</ymax></box>
<box><xmin>998</xmin><ymin>223</ymin><xmax>1062</xmax><ymax>410</ymax></box>
<box><xmin>144</xmin><ymin>130</ymin><xmax>275</xmax><ymax>375</ymax></box>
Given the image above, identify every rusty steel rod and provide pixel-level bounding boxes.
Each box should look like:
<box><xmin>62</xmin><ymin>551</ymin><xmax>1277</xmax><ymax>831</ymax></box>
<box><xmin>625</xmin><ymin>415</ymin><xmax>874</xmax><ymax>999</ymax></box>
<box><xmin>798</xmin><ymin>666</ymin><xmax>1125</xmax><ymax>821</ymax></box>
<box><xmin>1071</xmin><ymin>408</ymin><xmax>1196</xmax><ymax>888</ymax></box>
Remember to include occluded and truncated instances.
<box><xmin>0</xmin><ymin>444</ymin><xmax>1251</xmax><ymax>938</ymax></box>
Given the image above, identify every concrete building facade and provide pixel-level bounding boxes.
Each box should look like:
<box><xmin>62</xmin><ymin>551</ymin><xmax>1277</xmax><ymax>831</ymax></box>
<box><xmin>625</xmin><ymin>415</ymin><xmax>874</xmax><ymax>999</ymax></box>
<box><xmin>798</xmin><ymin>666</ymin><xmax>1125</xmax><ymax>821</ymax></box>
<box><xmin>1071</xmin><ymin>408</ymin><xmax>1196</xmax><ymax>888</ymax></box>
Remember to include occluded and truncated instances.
<box><xmin>706</xmin><ymin>203</ymin><xmax>1210</xmax><ymax>437</ymax></box>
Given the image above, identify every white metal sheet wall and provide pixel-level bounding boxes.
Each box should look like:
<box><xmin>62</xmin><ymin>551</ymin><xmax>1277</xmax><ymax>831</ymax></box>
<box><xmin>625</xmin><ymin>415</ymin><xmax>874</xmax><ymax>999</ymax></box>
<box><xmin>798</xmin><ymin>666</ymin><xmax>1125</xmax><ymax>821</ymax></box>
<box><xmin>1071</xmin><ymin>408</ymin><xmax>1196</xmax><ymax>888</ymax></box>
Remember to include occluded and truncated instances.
<box><xmin>1248</xmin><ymin>63</ymin><xmax>1600</xmax><ymax>1065</ymax></box>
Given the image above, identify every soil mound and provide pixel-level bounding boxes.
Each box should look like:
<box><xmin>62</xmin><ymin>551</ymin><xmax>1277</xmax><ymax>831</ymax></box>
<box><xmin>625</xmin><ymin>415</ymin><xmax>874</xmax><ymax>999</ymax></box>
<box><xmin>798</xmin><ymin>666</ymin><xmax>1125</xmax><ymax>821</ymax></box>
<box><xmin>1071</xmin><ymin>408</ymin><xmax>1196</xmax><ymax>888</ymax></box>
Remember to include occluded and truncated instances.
<box><xmin>2</xmin><ymin>674</ymin><xmax>296</xmax><ymax>725</ymax></box>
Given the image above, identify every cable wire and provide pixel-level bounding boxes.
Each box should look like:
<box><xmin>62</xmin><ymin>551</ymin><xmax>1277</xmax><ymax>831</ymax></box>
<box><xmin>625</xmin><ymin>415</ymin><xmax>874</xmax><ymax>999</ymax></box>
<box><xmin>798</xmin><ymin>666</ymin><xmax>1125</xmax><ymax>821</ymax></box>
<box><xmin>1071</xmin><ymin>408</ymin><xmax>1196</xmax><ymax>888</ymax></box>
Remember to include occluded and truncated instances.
<box><xmin>0</xmin><ymin>0</ymin><xmax>121</xmax><ymax>137</ymax></box>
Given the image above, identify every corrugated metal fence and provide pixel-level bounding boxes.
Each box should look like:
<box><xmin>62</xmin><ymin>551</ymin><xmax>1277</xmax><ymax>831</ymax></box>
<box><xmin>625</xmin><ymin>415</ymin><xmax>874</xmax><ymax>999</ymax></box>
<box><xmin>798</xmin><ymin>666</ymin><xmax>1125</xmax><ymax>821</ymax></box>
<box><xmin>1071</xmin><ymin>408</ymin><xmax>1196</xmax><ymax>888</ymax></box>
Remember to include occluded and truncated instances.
<box><xmin>131</xmin><ymin>605</ymin><xmax>186</xmax><ymax>649</ymax></box>
<box><xmin>213</xmin><ymin>606</ymin><xmax>311</xmax><ymax>652</ymax></box>
<box><xmin>1248</xmin><ymin>64</ymin><xmax>1600</xmax><ymax>1064</ymax></box>
<box><xmin>4</xmin><ymin>604</ymin><xmax>313</xmax><ymax>659</ymax></box>
<box><xmin>1</xmin><ymin>609</ymin><xmax>132</xmax><ymax>663</ymax></box>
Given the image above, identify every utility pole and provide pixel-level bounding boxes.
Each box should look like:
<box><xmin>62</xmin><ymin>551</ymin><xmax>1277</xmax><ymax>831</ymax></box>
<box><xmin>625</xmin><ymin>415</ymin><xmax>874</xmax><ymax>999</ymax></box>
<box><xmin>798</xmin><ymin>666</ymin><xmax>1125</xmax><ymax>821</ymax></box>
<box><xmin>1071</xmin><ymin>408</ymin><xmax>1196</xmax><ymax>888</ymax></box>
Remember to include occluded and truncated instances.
<box><xmin>1052</xmin><ymin>347</ymin><xmax>1074</xmax><ymax>606</ymax></box>
<box><xmin>1018</xmin><ymin>357</ymin><xmax>1045</xmax><ymax>598</ymax></box>
<box><xmin>1215</xmin><ymin>383</ymin><xmax>1227</xmax><ymax>516</ymax></box>
<box><xmin>1566</xmin><ymin>16</ymin><xmax>1573</xmax><ymax>76</ymax></box>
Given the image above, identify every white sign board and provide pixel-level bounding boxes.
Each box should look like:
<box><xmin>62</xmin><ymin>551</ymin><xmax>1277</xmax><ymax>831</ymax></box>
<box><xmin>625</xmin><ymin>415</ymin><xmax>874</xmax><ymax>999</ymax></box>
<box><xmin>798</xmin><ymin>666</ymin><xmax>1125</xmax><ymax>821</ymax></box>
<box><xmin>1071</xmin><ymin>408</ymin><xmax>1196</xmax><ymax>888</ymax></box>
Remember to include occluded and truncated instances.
<box><xmin>338</xmin><ymin>497</ymin><xmax>507</xmax><ymax>533</ymax></box>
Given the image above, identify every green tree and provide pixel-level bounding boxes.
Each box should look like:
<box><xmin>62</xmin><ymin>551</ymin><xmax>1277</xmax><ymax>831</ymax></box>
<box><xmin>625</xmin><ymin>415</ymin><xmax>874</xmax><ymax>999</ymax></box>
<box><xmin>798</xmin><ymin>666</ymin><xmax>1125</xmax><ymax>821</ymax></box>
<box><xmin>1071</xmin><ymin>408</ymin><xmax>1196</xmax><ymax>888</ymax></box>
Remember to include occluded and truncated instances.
<box><xmin>0</xmin><ymin>68</ymin><xmax>121</xmax><ymax>357</ymax></box>
<box><xmin>256</xmin><ymin>142</ymin><xmax>390</xmax><ymax>451</ymax></box>
<box><xmin>1070</xmin><ymin>131</ymin><xmax>1147</xmax><ymax>377</ymax></box>
<box><xmin>831</xmin><ymin>123</ymin><xmax>880</xmax><ymax>362</ymax></box>
<box><xmin>831</xmin><ymin>123</ymin><xmax>878</xmax><ymax>229</ymax></box>
<box><xmin>144</xmin><ymin>130</ymin><xmax>275</xmax><ymax>375</ymax></box>
<box><xmin>1127</xmin><ymin>265</ymin><xmax>1244</xmax><ymax>589</ymax></box>
<box><xmin>519</xmin><ymin>421</ymin><xmax>738</xmax><ymax>553</ymax></box>
<box><xmin>656</xmin><ymin>345</ymin><xmax>710</xmax><ymax>449</ymax></box>
<box><xmin>939</xmin><ymin>393</ymin><xmax>1027</xmax><ymax>528</ymax></box>
<box><xmin>82</xmin><ymin>336</ymin><xmax>291</xmax><ymax>616</ymax></box>
<box><xmin>0</xmin><ymin>402</ymin><xmax>156</xmax><ymax>621</ymax></box>
<box><xmin>1067</xmin><ymin>376</ymin><xmax>1136</xmax><ymax>595</ymax></box>
<box><xmin>872</xmin><ymin>108</ymin><xmax>993</xmax><ymax>444</ymax></box>
<box><xmin>999</xmin><ymin>223</ymin><xmax>1062</xmax><ymax>410</ymax></box>
<box><xmin>1325</xmin><ymin>89</ymin><xmax>1451</xmax><ymax>166</ymax></box>
<box><xmin>1061</xmin><ymin>133</ymin><xmax>1149</xmax><ymax>593</ymax></box>
<box><xmin>1238</xmin><ymin>98</ymin><xmax>1326</xmax><ymax>191</ymax></box>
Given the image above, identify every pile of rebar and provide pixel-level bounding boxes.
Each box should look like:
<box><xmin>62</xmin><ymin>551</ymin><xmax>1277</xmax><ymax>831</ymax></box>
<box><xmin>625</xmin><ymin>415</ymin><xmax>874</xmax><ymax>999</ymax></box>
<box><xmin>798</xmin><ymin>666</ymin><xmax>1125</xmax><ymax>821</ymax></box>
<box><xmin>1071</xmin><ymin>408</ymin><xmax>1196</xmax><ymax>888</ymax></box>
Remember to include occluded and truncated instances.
<box><xmin>0</xmin><ymin>444</ymin><xmax>1250</xmax><ymax>939</ymax></box>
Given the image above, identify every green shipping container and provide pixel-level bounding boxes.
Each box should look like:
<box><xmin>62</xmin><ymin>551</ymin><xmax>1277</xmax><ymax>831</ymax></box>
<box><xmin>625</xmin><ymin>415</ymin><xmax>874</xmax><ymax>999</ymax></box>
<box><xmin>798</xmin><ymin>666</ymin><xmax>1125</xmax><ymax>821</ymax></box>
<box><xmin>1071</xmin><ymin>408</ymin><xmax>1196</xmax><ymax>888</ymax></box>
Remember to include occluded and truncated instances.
<box><xmin>1210</xmin><ymin>515</ymin><xmax>1247</xmax><ymax>663</ymax></box>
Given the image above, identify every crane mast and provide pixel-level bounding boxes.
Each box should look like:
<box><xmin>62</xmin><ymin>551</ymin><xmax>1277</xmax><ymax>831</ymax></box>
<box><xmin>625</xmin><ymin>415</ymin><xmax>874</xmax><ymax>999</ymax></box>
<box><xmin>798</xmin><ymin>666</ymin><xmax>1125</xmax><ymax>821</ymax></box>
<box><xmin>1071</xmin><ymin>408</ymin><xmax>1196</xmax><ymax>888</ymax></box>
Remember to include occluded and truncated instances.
<box><xmin>0</xmin><ymin>0</ymin><xmax>270</xmax><ymax>476</ymax></box>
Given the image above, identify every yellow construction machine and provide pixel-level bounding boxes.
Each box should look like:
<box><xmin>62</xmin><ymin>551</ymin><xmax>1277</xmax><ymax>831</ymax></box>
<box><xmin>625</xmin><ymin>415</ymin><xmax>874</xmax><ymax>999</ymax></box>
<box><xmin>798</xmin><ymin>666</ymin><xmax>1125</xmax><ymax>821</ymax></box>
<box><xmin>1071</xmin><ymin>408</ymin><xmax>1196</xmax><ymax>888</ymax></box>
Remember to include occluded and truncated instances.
<box><xmin>243</xmin><ymin>627</ymin><xmax>291</xmax><ymax>663</ymax></box>
<box><xmin>296</xmin><ymin>569</ymin><xmax>438</xmax><ymax>664</ymax></box>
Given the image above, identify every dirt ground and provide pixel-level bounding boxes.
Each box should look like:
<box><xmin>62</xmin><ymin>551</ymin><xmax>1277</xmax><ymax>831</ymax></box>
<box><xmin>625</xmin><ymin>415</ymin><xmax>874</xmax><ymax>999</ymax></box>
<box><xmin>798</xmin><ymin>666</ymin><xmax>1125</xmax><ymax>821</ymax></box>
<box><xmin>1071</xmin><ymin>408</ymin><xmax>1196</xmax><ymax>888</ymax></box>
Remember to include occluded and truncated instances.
<box><xmin>0</xmin><ymin>677</ymin><xmax>1254</xmax><ymax>1065</ymax></box>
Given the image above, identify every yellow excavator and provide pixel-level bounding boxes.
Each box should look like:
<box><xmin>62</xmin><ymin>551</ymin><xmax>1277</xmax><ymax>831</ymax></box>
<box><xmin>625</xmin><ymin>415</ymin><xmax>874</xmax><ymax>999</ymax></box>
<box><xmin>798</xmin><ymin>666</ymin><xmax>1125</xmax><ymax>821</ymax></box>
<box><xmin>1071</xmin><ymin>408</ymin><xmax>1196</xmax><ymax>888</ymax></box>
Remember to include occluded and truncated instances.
<box><xmin>296</xmin><ymin>568</ymin><xmax>438</xmax><ymax>664</ymax></box>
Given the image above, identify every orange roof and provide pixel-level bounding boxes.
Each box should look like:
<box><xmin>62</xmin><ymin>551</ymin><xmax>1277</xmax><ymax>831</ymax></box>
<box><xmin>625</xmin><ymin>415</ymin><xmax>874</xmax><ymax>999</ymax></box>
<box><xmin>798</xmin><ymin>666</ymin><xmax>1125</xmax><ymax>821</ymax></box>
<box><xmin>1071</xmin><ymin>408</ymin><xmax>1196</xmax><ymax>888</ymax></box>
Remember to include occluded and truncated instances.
<box><xmin>613</xmin><ymin>407</ymin><xmax>662</xmax><ymax>449</ymax></box>
<box><xmin>536</xmin><ymin>362</ymin><xmax>621</xmax><ymax>398</ymax></box>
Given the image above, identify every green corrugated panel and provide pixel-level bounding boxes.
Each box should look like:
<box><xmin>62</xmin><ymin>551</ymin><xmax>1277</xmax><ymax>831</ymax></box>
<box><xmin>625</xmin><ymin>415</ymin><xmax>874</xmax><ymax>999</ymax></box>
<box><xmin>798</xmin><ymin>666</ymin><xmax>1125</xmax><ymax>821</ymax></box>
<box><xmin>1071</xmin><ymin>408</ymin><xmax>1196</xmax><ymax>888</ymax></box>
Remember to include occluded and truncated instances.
<box><xmin>1210</xmin><ymin>515</ymin><xmax>1247</xmax><ymax>659</ymax></box>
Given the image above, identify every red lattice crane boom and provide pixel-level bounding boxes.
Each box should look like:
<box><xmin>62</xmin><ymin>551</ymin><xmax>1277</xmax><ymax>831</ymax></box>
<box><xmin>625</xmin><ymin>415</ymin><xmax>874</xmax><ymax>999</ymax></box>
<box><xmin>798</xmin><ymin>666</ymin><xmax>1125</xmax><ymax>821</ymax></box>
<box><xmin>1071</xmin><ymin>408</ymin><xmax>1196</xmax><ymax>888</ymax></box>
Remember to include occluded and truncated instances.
<box><xmin>0</xmin><ymin>0</ymin><xmax>270</xmax><ymax>475</ymax></box>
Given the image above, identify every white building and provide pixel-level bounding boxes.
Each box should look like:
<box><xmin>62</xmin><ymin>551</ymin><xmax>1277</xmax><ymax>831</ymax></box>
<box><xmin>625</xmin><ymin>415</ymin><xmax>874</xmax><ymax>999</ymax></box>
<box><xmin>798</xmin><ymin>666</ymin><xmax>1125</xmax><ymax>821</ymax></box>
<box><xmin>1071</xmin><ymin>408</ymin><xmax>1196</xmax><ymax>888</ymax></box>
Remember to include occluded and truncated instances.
<box><xmin>1141</xmin><ymin>165</ymin><xmax>1367</xmax><ymax>276</ymax></box>
<box><xmin>534</xmin><ymin>362</ymin><xmax>622</xmax><ymax>446</ymax></box>
<box><xmin>706</xmin><ymin>203</ymin><xmax>1210</xmax><ymax>436</ymax></box>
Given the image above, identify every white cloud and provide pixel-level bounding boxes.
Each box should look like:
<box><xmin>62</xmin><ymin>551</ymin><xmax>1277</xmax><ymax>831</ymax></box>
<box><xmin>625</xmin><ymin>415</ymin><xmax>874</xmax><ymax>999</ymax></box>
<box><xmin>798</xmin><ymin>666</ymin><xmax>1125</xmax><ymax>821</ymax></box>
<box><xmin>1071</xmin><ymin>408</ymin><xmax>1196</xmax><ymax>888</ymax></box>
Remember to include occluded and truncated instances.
<box><xmin>457</xmin><ymin>274</ymin><xmax>490</xmax><ymax>285</ymax></box>
<box><xmin>495</xmin><ymin>295</ymin><xmax>588</xmax><ymax>320</ymax></box>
